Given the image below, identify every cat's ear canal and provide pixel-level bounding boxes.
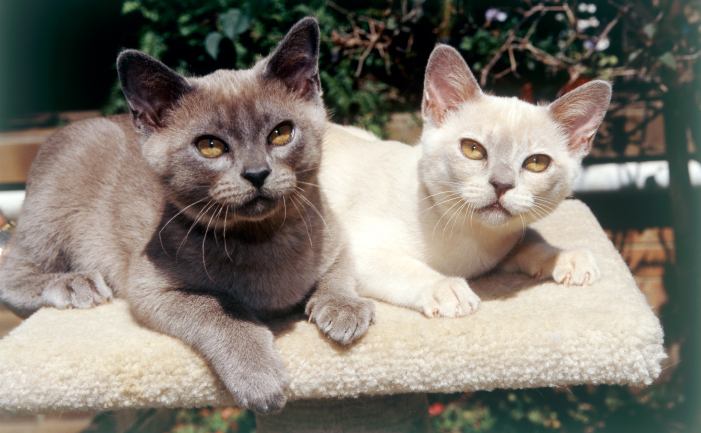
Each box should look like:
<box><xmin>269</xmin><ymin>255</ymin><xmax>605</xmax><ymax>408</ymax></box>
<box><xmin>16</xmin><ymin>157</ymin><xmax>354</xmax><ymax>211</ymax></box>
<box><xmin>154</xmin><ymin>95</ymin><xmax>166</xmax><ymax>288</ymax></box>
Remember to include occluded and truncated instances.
<box><xmin>264</xmin><ymin>17</ymin><xmax>321</xmax><ymax>100</ymax></box>
<box><xmin>117</xmin><ymin>50</ymin><xmax>192</xmax><ymax>132</ymax></box>
<box><xmin>422</xmin><ymin>45</ymin><xmax>482</xmax><ymax>127</ymax></box>
<box><xmin>548</xmin><ymin>80</ymin><xmax>612</xmax><ymax>157</ymax></box>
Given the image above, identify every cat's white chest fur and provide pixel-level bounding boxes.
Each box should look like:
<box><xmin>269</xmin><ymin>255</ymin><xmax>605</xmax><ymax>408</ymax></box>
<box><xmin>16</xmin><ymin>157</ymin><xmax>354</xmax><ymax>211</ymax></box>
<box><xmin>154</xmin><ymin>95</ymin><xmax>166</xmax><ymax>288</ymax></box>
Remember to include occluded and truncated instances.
<box><xmin>322</xmin><ymin>124</ymin><xmax>493</xmax><ymax>314</ymax></box>
<box><xmin>421</xmin><ymin>218</ymin><xmax>518</xmax><ymax>279</ymax></box>
<box><xmin>321</xmin><ymin>123</ymin><xmax>518</xmax><ymax>279</ymax></box>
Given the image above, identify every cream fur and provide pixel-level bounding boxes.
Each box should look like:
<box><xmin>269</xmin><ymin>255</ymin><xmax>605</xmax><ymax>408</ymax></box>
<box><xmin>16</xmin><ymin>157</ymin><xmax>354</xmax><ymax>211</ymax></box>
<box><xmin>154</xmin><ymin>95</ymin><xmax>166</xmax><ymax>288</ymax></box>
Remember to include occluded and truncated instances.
<box><xmin>319</xmin><ymin>46</ymin><xmax>610</xmax><ymax>319</ymax></box>
<box><xmin>0</xmin><ymin>200</ymin><xmax>665</xmax><ymax>414</ymax></box>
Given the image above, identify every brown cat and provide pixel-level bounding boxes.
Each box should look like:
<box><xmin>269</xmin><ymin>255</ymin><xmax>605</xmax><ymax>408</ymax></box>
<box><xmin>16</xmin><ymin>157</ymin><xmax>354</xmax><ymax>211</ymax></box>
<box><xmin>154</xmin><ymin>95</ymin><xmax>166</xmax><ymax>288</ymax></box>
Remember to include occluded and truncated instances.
<box><xmin>0</xmin><ymin>18</ymin><xmax>375</xmax><ymax>413</ymax></box>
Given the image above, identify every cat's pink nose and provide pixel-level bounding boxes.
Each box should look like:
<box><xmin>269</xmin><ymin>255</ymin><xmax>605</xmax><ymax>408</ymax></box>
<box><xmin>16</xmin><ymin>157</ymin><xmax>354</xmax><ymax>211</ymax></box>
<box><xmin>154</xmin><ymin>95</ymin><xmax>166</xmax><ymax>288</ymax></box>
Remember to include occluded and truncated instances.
<box><xmin>490</xmin><ymin>180</ymin><xmax>514</xmax><ymax>198</ymax></box>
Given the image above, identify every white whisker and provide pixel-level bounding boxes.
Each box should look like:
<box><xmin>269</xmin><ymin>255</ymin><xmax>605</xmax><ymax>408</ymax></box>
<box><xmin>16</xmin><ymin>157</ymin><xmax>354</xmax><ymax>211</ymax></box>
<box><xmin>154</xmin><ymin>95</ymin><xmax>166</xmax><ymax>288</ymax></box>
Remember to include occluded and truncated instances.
<box><xmin>448</xmin><ymin>199</ymin><xmax>469</xmax><ymax>238</ymax></box>
<box><xmin>294</xmin><ymin>187</ymin><xmax>329</xmax><ymax>231</ymax></box>
<box><xmin>159</xmin><ymin>197</ymin><xmax>209</xmax><ymax>257</ymax></box>
<box><xmin>420</xmin><ymin>194</ymin><xmax>462</xmax><ymax>215</ymax></box>
<box><xmin>202</xmin><ymin>203</ymin><xmax>220</xmax><ymax>282</ymax></box>
<box><xmin>279</xmin><ymin>196</ymin><xmax>287</xmax><ymax>230</ymax></box>
<box><xmin>212</xmin><ymin>204</ymin><xmax>224</xmax><ymax>246</ymax></box>
<box><xmin>223</xmin><ymin>205</ymin><xmax>232</xmax><ymax>262</ymax></box>
<box><xmin>434</xmin><ymin>198</ymin><xmax>465</xmax><ymax>238</ymax></box>
<box><xmin>418</xmin><ymin>190</ymin><xmax>460</xmax><ymax>202</ymax></box>
<box><xmin>177</xmin><ymin>199</ymin><xmax>215</xmax><ymax>259</ymax></box>
<box><xmin>289</xmin><ymin>195</ymin><xmax>313</xmax><ymax>247</ymax></box>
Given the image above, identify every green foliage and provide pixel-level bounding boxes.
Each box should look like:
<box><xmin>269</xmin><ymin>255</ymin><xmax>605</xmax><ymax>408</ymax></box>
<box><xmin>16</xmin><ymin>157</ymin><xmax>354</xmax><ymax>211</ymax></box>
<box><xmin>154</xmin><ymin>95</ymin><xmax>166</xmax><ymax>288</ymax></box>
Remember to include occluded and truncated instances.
<box><xmin>170</xmin><ymin>407</ymin><xmax>255</xmax><ymax>433</ymax></box>
<box><xmin>104</xmin><ymin>0</ymin><xmax>415</xmax><ymax>134</ymax></box>
<box><xmin>105</xmin><ymin>0</ymin><xmax>700</xmax><ymax>136</ymax></box>
<box><xmin>429</xmin><ymin>383</ymin><xmax>685</xmax><ymax>433</ymax></box>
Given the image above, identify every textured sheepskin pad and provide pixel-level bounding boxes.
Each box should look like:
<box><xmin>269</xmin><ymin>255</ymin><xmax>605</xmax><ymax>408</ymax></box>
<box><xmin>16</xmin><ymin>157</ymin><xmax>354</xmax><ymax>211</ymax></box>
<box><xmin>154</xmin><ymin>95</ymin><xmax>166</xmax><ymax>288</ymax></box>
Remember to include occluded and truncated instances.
<box><xmin>0</xmin><ymin>200</ymin><xmax>665</xmax><ymax>414</ymax></box>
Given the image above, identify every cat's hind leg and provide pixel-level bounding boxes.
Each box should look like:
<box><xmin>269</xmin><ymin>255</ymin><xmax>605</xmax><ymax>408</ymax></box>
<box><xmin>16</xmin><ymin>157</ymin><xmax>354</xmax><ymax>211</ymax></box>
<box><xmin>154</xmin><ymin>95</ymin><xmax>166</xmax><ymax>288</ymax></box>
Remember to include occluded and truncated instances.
<box><xmin>40</xmin><ymin>271</ymin><xmax>113</xmax><ymax>310</ymax></box>
<box><xmin>0</xmin><ymin>249</ymin><xmax>113</xmax><ymax>318</ymax></box>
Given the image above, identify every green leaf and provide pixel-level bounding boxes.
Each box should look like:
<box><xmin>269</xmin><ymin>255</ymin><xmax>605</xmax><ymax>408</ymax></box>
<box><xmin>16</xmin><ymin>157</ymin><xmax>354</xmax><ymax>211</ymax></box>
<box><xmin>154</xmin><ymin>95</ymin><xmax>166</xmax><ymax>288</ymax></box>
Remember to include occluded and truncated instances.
<box><xmin>628</xmin><ymin>48</ymin><xmax>643</xmax><ymax>63</ymax></box>
<box><xmin>204</xmin><ymin>32</ymin><xmax>224</xmax><ymax>60</ymax></box>
<box><xmin>658</xmin><ymin>52</ymin><xmax>677</xmax><ymax>70</ymax></box>
<box><xmin>121</xmin><ymin>0</ymin><xmax>140</xmax><ymax>15</ymax></box>
<box><xmin>643</xmin><ymin>23</ymin><xmax>657</xmax><ymax>40</ymax></box>
<box><xmin>460</xmin><ymin>36</ymin><xmax>474</xmax><ymax>51</ymax></box>
<box><xmin>249</xmin><ymin>0</ymin><xmax>274</xmax><ymax>17</ymax></box>
<box><xmin>221</xmin><ymin>8</ymin><xmax>252</xmax><ymax>40</ymax></box>
<box><xmin>140</xmin><ymin>31</ymin><xmax>167</xmax><ymax>58</ymax></box>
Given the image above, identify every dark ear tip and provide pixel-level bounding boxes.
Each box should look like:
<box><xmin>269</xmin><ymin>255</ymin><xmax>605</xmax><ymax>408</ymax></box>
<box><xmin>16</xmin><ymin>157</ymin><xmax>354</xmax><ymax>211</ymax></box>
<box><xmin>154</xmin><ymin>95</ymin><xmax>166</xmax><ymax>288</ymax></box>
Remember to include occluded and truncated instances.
<box><xmin>116</xmin><ymin>49</ymin><xmax>158</xmax><ymax>79</ymax></box>
<box><xmin>286</xmin><ymin>16</ymin><xmax>320</xmax><ymax>43</ymax></box>
<box><xmin>292</xmin><ymin>16</ymin><xmax>319</xmax><ymax>31</ymax></box>
<box><xmin>117</xmin><ymin>49</ymin><xmax>148</xmax><ymax>65</ymax></box>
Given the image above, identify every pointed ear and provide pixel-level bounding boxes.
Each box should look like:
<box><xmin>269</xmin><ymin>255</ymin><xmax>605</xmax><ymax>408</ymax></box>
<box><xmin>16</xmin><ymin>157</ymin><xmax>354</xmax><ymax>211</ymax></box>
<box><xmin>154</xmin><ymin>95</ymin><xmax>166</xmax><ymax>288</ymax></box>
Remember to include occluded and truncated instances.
<box><xmin>117</xmin><ymin>50</ymin><xmax>192</xmax><ymax>132</ymax></box>
<box><xmin>422</xmin><ymin>45</ymin><xmax>482</xmax><ymax>127</ymax></box>
<box><xmin>548</xmin><ymin>80</ymin><xmax>612</xmax><ymax>156</ymax></box>
<box><xmin>263</xmin><ymin>17</ymin><xmax>321</xmax><ymax>100</ymax></box>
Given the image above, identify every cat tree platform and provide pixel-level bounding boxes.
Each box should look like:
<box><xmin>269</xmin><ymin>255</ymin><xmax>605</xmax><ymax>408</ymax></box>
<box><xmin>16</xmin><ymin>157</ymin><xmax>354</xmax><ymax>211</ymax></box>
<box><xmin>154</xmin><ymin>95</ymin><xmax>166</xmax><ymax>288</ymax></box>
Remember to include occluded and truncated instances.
<box><xmin>0</xmin><ymin>199</ymin><xmax>665</xmax><ymax>432</ymax></box>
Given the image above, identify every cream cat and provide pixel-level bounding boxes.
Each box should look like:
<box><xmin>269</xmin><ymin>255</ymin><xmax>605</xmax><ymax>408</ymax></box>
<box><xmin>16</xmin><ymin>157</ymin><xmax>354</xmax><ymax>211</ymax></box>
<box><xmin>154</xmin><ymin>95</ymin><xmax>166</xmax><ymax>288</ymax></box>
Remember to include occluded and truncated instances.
<box><xmin>321</xmin><ymin>45</ymin><xmax>611</xmax><ymax>318</ymax></box>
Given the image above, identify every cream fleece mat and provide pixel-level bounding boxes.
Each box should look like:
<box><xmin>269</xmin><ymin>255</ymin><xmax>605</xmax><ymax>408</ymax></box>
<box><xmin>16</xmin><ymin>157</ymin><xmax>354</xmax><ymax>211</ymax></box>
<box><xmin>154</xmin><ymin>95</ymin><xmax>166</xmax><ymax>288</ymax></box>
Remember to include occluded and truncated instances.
<box><xmin>0</xmin><ymin>199</ymin><xmax>665</xmax><ymax>414</ymax></box>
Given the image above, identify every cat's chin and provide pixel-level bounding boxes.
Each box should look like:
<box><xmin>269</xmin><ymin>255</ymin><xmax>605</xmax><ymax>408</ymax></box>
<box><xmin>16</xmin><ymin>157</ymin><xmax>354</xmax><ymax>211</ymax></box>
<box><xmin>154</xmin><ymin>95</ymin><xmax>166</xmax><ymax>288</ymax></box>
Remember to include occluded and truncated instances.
<box><xmin>477</xmin><ymin>202</ymin><xmax>514</xmax><ymax>227</ymax></box>
<box><xmin>232</xmin><ymin>195</ymin><xmax>281</xmax><ymax>221</ymax></box>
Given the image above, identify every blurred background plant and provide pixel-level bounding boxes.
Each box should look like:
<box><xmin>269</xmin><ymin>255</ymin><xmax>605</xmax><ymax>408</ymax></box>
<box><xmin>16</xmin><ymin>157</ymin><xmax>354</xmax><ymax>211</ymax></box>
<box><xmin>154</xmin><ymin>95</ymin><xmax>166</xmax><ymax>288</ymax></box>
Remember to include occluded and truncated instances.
<box><xmin>98</xmin><ymin>0</ymin><xmax>700</xmax><ymax>145</ymax></box>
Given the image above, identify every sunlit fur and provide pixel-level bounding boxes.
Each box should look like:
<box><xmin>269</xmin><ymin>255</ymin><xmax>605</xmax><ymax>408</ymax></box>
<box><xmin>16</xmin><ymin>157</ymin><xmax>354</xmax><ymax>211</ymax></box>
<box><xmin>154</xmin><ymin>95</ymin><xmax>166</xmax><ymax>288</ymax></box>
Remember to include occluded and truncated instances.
<box><xmin>420</xmin><ymin>93</ymin><xmax>580</xmax><ymax>231</ymax></box>
<box><xmin>0</xmin><ymin>18</ymin><xmax>375</xmax><ymax>414</ymax></box>
<box><xmin>322</xmin><ymin>44</ymin><xmax>610</xmax><ymax>318</ymax></box>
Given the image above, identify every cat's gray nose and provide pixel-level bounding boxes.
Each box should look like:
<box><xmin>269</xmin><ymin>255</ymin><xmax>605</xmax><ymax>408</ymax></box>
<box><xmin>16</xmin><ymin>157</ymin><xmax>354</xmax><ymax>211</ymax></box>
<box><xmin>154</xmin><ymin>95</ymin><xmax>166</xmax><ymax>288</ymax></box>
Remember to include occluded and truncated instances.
<box><xmin>490</xmin><ymin>180</ymin><xmax>514</xmax><ymax>198</ymax></box>
<box><xmin>242</xmin><ymin>169</ymin><xmax>271</xmax><ymax>189</ymax></box>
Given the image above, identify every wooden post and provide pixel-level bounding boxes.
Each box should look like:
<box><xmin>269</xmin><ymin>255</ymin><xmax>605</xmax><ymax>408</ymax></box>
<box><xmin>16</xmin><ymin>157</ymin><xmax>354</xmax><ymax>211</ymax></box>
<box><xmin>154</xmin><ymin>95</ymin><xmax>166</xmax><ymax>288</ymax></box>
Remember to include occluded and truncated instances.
<box><xmin>663</xmin><ymin>82</ymin><xmax>701</xmax><ymax>430</ymax></box>
<box><xmin>256</xmin><ymin>394</ymin><xmax>429</xmax><ymax>433</ymax></box>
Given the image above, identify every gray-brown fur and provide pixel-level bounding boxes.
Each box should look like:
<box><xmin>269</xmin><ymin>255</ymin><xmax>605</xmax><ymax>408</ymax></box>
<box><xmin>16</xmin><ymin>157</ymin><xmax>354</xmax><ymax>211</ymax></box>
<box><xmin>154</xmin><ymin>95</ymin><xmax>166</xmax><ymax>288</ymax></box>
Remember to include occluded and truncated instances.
<box><xmin>0</xmin><ymin>18</ymin><xmax>374</xmax><ymax>413</ymax></box>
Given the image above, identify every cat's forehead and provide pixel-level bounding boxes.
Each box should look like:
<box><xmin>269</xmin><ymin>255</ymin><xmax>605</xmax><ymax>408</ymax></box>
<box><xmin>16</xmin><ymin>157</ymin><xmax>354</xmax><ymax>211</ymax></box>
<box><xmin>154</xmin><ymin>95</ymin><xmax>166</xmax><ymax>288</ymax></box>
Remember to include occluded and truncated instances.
<box><xmin>173</xmin><ymin>70</ymin><xmax>308</xmax><ymax>137</ymax></box>
<box><xmin>191</xmin><ymin>69</ymin><xmax>259</xmax><ymax>99</ymax></box>
<box><xmin>455</xmin><ymin>95</ymin><xmax>565</xmax><ymax>149</ymax></box>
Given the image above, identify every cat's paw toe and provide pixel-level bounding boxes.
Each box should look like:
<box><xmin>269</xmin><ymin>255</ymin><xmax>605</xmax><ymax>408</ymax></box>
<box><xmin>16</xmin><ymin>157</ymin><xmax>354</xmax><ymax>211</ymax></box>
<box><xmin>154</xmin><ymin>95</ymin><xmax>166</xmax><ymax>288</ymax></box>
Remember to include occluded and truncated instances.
<box><xmin>552</xmin><ymin>248</ymin><xmax>601</xmax><ymax>286</ymax></box>
<box><xmin>422</xmin><ymin>277</ymin><xmax>480</xmax><ymax>318</ymax></box>
<box><xmin>41</xmin><ymin>272</ymin><xmax>113</xmax><ymax>310</ymax></box>
<box><xmin>232</xmin><ymin>369</ymin><xmax>289</xmax><ymax>414</ymax></box>
<box><xmin>307</xmin><ymin>296</ymin><xmax>375</xmax><ymax>345</ymax></box>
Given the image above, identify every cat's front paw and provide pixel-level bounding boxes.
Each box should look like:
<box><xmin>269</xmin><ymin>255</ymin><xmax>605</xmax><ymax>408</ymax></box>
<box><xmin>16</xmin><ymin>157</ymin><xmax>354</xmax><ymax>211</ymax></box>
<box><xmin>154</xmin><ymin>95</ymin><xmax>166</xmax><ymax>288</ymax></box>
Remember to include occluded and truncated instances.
<box><xmin>306</xmin><ymin>295</ymin><xmax>376</xmax><ymax>345</ymax></box>
<box><xmin>229</xmin><ymin>363</ymin><xmax>289</xmax><ymax>414</ymax></box>
<box><xmin>421</xmin><ymin>277</ymin><xmax>480</xmax><ymax>318</ymax></box>
<box><xmin>41</xmin><ymin>272</ymin><xmax>113</xmax><ymax>310</ymax></box>
<box><xmin>551</xmin><ymin>248</ymin><xmax>601</xmax><ymax>286</ymax></box>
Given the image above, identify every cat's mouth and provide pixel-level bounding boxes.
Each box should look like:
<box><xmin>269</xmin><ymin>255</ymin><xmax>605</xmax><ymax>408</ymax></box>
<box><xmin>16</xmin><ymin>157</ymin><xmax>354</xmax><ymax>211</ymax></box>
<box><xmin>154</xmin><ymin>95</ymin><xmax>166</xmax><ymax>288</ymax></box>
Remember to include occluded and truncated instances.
<box><xmin>235</xmin><ymin>194</ymin><xmax>278</xmax><ymax>219</ymax></box>
<box><xmin>479</xmin><ymin>201</ymin><xmax>512</xmax><ymax>217</ymax></box>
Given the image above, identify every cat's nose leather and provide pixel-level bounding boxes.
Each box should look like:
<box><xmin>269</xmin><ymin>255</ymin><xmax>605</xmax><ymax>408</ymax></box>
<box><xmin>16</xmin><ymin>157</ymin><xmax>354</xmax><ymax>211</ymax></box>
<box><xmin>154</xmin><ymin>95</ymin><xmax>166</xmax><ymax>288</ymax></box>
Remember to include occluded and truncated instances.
<box><xmin>490</xmin><ymin>180</ymin><xmax>514</xmax><ymax>198</ymax></box>
<box><xmin>242</xmin><ymin>169</ymin><xmax>271</xmax><ymax>189</ymax></box>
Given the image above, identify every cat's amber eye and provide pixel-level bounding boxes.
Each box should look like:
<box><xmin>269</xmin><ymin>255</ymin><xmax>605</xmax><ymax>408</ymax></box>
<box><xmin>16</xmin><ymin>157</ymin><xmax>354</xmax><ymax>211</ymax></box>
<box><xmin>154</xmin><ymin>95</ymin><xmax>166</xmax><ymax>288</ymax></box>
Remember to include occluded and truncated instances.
<box><xmin>523</xmin><ymin>154</ymin><xmax>551</xmax><ymax>172</ymax></box>
<box><xmin>461</xmin><ymin>139</ymin><xmax>487</xmax><ymax>160</ymax></box>
<box><xmin>268</xmin><ymin>123</ymin><xmax>293</xmax><ymax>146</ymax></box>
<box><xmin>196</xmin><ymin>137</ymin><xmax>227</xmax><ymax>158</ymax></box>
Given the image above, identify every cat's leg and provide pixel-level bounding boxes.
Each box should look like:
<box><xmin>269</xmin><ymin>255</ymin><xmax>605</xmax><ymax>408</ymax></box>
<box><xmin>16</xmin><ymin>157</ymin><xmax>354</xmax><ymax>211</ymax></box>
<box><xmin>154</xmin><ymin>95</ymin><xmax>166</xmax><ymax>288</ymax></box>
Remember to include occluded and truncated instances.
<box><xmin>0</xmin><ymin>252</ymin><xmax>113</xmax><ymax>319</ymax></box>
<box><xmin>500</xmin><ymin>228</ymin><xmax>601</xmax><ymax>285</ymax></box>
<box><xmin>354</xmin><ymin>250</ymin><xmax>481</xmax><ymax>318</ymax></box>
<box><xmin>126</xmin><ymin>286</ymin><xmax>288</xmax><ymax>414</ymax></box>
<box><xmin>305</xmin><ymin>247</ymin><xmax>375</xmax><ymax>345</ymax></box>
